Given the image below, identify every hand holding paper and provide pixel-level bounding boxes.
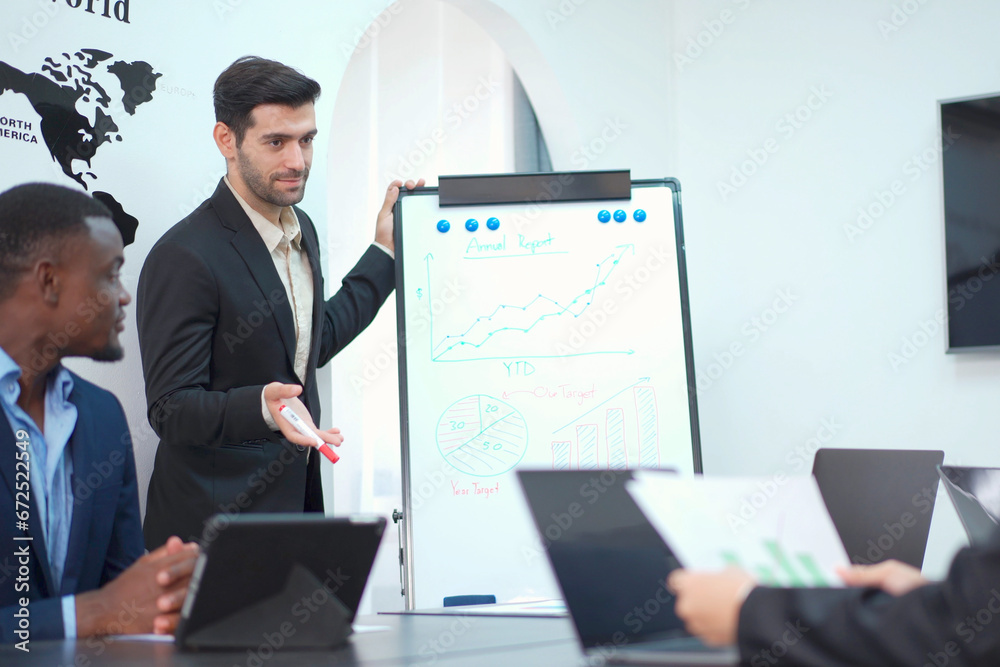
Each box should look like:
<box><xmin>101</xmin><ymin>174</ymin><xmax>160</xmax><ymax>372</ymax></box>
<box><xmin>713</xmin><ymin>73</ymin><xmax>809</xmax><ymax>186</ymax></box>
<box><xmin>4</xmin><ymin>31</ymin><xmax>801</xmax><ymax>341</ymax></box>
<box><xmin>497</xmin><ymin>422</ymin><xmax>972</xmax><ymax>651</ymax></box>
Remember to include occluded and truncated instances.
<box><xmin>626</xmin><ymin>472</ymin><xmax>851</xmax><ymax>587</ymax></box>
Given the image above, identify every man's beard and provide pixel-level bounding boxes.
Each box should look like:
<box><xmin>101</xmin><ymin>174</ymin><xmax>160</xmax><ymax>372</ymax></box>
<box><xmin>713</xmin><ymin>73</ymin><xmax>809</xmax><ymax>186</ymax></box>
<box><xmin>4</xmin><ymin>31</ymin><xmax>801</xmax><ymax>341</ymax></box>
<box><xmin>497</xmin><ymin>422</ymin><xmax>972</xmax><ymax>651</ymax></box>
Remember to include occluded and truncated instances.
<box><xmin>91</xmin><ymin>341</ymin><xmax>125</xmax><ymax>362</ymax></box>
<box><xmin>236</xmin><ymin>149</ymin><xmax>309</xmax><ymax>208</ymax></box>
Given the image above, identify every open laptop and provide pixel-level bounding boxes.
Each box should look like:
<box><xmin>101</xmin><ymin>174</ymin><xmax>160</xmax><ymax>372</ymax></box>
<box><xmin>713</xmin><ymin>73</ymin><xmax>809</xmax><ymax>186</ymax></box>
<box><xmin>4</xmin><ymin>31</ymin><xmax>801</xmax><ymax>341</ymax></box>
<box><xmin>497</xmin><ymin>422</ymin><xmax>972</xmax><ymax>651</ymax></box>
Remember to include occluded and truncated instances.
<box><xmin>175</xmin><ymin>514</ymin><xmax>385</xmax><ymax>650</ymax></box>
<box><xmin>938</xmin><ymin>465</ymin><xmax>1000</xmax><ymax>546</ymax></box>
<box><xmin>811</xmin><ymin>448</ymin><xmax>943</xmax><ymax>568</ymax></box>
<box><xmin>518</xmin><ymin>470</ymin><xmax>738</xmax><ymax>666</ymax></box>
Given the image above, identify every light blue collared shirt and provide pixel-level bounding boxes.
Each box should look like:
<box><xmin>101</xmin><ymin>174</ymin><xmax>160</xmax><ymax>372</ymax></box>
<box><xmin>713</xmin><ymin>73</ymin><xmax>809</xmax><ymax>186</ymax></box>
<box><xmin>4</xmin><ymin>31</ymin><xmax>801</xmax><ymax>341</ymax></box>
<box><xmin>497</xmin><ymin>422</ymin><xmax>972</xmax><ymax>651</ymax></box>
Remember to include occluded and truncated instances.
<box><xmin>0</xmin><ymin>348</ymin><xmax>78</xmax><ymax>638</ymax></box>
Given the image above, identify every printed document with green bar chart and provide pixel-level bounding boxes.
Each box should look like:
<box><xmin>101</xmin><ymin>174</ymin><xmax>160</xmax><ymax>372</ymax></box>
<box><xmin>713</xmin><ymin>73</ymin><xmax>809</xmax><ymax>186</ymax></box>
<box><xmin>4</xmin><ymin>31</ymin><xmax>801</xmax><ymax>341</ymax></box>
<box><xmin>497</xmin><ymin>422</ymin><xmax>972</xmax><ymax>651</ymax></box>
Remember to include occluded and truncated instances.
<box><xmin>626</xmin><ymin>473</ymin><xmax>850</xmax><ymax>587</ymax></box>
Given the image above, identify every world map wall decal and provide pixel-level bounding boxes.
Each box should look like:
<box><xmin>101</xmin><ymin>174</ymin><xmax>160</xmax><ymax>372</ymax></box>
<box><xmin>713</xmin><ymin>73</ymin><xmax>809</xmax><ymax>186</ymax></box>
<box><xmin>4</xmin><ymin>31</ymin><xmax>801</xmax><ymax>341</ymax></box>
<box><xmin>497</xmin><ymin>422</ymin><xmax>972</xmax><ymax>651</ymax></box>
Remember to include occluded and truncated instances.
<box><xmin>0</xmin><ymin>48</ymin><xmax>162</xmax><ymax>246</ymax></box>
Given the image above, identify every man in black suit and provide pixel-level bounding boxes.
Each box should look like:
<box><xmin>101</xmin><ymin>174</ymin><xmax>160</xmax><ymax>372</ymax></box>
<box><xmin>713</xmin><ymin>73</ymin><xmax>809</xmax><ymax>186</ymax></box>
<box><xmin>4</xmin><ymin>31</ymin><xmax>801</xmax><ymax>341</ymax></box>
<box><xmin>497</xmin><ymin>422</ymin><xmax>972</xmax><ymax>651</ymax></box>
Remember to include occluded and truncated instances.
<box><xmin>0</xmin><ymin>183</ymin><xmax>197</xmax><ymax>643</ymax></box>
<box><xmin>138</xmin><ymin>56</ymin><xmax>421</xmax><ymax>548</ymax></box>
<box><xmin>668</xmin><ymin>543</ymin><xmax>1000</xmax><ymax>665</ymax></box>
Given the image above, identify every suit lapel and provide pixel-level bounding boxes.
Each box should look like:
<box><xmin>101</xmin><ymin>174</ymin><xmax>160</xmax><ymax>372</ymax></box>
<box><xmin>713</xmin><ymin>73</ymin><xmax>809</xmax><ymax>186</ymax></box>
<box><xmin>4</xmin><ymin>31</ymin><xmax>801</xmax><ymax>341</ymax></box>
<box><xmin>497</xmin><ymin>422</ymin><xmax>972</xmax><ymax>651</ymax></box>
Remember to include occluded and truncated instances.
<box><xmin>0</xmin><ymin>420</ymin><xmax>57</xmax><ymax>597</ymax></box>
<box><xmin>211</xmin><ymin>180</ymin><xmax>298</xmax><ymax>371</ymax></box>
<box><xmin>61</xmin><ymin>388</ymin><xmax>92</xmax><ymax>596</ymax></box>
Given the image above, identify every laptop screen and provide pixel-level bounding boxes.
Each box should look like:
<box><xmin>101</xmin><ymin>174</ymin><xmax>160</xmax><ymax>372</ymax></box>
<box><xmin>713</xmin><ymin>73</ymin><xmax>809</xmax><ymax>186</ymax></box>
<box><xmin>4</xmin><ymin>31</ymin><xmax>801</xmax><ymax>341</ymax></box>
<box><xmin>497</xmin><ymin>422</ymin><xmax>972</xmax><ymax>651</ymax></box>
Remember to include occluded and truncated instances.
<box><xmin>938</xmin><ymin>466</ymin><xmax>1000</xmax><ymax>546</ymax></box>
<box><xmin>811</xmin><ymin>448</ymin><xmax>943</xmax><ymax>568</ymax></box>
<box><xmin>518</xmin><ymin>470</ymin><xmax>687</xmax><ymax>649</ymax></box>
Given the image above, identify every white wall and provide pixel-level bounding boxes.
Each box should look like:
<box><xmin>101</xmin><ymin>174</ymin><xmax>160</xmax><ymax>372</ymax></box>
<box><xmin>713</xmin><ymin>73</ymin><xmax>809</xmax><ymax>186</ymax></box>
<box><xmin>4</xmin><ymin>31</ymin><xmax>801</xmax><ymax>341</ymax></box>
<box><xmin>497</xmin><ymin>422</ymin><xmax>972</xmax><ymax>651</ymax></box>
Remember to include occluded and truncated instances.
<box><xmin>669</xmin><ymin>0</ymin><xmax>1000</xmax><ymax>577</ymax></box>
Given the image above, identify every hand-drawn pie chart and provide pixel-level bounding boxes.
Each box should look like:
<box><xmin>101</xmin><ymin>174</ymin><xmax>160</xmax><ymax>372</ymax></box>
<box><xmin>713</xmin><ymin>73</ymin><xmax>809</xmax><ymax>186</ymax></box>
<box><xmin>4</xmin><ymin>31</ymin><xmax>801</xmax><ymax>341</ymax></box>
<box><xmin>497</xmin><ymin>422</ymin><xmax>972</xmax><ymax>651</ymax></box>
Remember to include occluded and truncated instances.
<box><xmin>436</xmin><ymin>395</ymin><xmax>528</xmax><ymax>477</ymax></box>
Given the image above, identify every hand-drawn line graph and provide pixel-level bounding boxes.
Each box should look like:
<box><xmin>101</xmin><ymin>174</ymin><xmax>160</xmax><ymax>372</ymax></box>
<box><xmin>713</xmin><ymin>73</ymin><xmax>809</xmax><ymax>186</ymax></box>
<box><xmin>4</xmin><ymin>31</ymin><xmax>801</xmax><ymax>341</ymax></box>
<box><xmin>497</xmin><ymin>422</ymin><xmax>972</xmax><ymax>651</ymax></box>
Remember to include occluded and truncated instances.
<box><xmin>550</xmin><ymin>378</ymin><xmax>660</xmax><ymax>470</ymax></box>
<box><xmin>436</xmin><ymin>395</ymin><xmax>528</xmax><ymax>477</ymax></box>
<box><xmin>425</xmin><ymin>246</ymin><xmax>636</xmax><ymax>363</ymax></box>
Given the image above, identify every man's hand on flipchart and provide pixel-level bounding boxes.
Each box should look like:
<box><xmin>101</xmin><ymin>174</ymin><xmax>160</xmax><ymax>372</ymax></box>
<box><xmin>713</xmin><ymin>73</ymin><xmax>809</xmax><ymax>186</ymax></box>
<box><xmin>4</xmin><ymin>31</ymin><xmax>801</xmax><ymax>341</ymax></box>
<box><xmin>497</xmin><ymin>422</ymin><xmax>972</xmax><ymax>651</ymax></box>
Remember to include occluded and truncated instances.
<box><xmin>263</xmin><ymin>382</ymin><xmax>344</xmax><ymax>449</ymax></box>
<box><xmin>375</xmin><ymin>178</ymin><xmax>426</xmax><ymax>253</ymax></box>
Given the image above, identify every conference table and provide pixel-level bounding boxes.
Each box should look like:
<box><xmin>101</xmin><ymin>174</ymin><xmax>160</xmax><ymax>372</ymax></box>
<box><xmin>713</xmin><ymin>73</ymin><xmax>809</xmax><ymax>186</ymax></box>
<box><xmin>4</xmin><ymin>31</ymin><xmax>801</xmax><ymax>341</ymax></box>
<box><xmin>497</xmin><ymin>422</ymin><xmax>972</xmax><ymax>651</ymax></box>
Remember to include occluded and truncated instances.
<box><xmin>0</xmin><ymin>612</ymin><xmax>601</xmax><ymax>666</ymax></box>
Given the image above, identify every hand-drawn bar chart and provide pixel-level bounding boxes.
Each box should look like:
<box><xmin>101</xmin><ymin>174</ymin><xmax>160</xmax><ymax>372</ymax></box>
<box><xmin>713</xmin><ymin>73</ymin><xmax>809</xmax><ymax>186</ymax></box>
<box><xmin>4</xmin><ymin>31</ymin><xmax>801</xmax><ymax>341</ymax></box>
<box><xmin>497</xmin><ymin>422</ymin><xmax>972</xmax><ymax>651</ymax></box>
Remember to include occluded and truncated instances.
<box><xmin>722</xmin><ymin>541</ymin><xmax>831</xmax><ymax>587</ymax></box>
<box><xmin>436</xmin><ymin>395</ymin><xmax>528</xmax><ymax>477</ymax></box>
<box><xmin>634</xmin><ymin>386</ymin><xmax>659</xmax><ymax>469</ymax></box>
<box><xmin>550</xmin><ymin>380</ymin><xmax>661</xmax><ymax>470</ymax></box>
<box><xmin>607</xmin><ymin>408</ymin><xmax>626</xmax><ymax>469</ymax></box>
<box><xmin>626</xmin><ymin>475</ymin><xmax>851</xmax><ymax>592</ymax></box>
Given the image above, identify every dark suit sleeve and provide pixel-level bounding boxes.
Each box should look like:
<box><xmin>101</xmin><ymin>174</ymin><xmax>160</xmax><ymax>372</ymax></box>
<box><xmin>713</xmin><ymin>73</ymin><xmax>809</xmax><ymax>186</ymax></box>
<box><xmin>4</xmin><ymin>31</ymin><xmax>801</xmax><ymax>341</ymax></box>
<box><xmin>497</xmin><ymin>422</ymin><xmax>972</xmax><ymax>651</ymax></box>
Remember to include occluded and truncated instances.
<box><xmin>98</xmin><ymin>397</ymin><xmax>144</xmax><ymax>585</ymax></box>
<box><xmin>138</xmin><ymin>238</ymin><xmax>271</xmax><ymax>447</ymax></box>
<box><xmin>737</xmin><ymin>546</ymin><xmax>1000</xmax><ymax>666</ymax></box>
<box><xmin>316</xmin><ymin>245</ymin><xmax>395</xmax><ymax>368</ymax></box>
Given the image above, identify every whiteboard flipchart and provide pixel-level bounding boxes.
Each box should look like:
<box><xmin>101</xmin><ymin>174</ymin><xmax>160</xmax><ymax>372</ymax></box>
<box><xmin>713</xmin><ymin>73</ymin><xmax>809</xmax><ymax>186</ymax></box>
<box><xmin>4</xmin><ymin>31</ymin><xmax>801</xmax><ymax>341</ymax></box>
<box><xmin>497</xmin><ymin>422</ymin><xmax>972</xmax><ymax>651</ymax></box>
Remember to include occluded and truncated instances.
<box><xmin>393</xmin><ymin>173</ymin><xmax>701</xmax><ymax>609</ymax></box>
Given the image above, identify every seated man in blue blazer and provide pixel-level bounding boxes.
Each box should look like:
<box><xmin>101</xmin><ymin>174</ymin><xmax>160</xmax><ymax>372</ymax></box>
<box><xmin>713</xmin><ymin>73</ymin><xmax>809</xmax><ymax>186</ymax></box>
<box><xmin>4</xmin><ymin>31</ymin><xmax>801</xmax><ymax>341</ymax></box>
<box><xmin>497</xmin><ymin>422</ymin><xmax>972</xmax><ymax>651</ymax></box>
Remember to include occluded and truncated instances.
<box><xmin>0</xmin><ymin>183</ymin><xmax>199</xmax><ymax>645</ymax></box>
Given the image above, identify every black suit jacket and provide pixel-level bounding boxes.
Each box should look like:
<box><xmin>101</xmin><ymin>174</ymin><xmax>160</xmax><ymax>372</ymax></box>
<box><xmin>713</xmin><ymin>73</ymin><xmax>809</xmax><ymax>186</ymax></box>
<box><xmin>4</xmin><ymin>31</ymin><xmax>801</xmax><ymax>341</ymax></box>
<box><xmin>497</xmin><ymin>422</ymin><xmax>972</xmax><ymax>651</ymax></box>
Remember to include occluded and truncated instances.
<box><xmin>0</xmin><ymin>372</ymin><xmax>143</xmax><ymax>642</ymax></box>
<box><xmin>138</xmin><ymin>180</ymin><xmax>393</xmax><ymax>548</ymax></box>
<box><xmin>737</xmin><ymin>541</ymin><xmax>1000</xmax><ymax>666</ymax></box>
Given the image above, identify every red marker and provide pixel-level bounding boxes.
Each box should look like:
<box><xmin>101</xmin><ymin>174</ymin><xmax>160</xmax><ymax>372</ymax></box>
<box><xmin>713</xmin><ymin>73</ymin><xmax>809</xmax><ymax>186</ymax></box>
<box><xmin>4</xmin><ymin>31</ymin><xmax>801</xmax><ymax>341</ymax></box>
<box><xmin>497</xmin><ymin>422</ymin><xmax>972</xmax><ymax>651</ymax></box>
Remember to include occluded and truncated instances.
<box><xmin>277</xmin><ymin>404</ymin><xmax>340</xmax><ymax>464</ymax></box>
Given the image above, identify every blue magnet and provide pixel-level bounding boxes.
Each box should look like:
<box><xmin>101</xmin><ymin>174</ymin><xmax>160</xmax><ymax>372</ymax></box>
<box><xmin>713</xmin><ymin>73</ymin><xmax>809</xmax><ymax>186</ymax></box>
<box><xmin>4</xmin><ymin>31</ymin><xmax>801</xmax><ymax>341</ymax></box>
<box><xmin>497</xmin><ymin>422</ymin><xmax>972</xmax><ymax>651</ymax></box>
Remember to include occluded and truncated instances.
<box><xmin>437</xmin><ymin>219</ymin><xmax>450</xmax><ymax>233</ymax></box>
<box><xmin>613</xmin><ymin>209</ymin><xmax>627</xmax><ymax>223</ymax></box>
<box><xmin>633</xmin><ymin>209</ymin><xmax>647</xmax><ymax>222</ymax></box>
<box><xmin>598</xmin><ymin>209</ymin><xmax>611</xmax><ymax>223</ymax></box>
<box><xmin>487</xmin><ymin>217</ymin><xmax>500</xmax><ymax>230</ymax></box>
<box><xmin>465</xmin><ymin>218</ymin><xmax>479</xmax><ymax>232</ymax></box>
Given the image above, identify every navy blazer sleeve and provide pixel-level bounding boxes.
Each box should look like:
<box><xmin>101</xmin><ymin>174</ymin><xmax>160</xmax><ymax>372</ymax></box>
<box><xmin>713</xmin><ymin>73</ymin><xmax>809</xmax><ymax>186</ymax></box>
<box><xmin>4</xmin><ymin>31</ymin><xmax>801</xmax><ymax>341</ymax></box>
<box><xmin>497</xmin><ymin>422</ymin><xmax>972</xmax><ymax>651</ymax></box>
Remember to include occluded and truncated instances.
<box><xmin>1</xmin><ymin>434</ymin><xmax>70</xmax><ymax>643</ymax></box>
<box><xmin>97</xmin><ymin>401</ymin><xmax>144</xmax><ymax>586</ymax></box>
<box><xmin>0</xmin><ymin>597</ymin><xmax>65</xmax><ymax>644</ymax></box>
<box><xmin>737</xmin><ymin>544</ymin><xmax>1000</xmax><ymax>666</ymax></box>
<box><xmin>1</xmin><ymin>382</ymin><xmax>143</xmax><ymax>643</ymax></box>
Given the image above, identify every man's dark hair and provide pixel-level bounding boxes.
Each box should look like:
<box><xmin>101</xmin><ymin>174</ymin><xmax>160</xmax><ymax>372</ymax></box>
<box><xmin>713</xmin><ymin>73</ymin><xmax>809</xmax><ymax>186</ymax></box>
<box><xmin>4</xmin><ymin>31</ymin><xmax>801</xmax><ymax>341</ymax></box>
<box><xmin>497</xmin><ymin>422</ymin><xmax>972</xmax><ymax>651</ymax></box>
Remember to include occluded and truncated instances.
<box><xmin>0</xmin><ymin>183</ymin><xmax>112</xmax><ymax>302</ymax></box>
<box><xmin>213</xmin><ymin>56</ymin><xmax>321</xmax><ymax>147</ymax></box>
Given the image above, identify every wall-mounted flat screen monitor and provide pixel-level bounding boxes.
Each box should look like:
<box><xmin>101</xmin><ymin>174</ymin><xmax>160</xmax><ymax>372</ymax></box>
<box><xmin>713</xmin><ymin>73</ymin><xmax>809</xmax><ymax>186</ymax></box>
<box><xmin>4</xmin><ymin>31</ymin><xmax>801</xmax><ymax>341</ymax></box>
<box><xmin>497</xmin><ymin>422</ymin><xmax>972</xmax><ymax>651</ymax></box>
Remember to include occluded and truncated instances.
<box><xmin>942</xmin><ymin>94</ymin><xmax>1000</xmax><ymax>350</ymax></box>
